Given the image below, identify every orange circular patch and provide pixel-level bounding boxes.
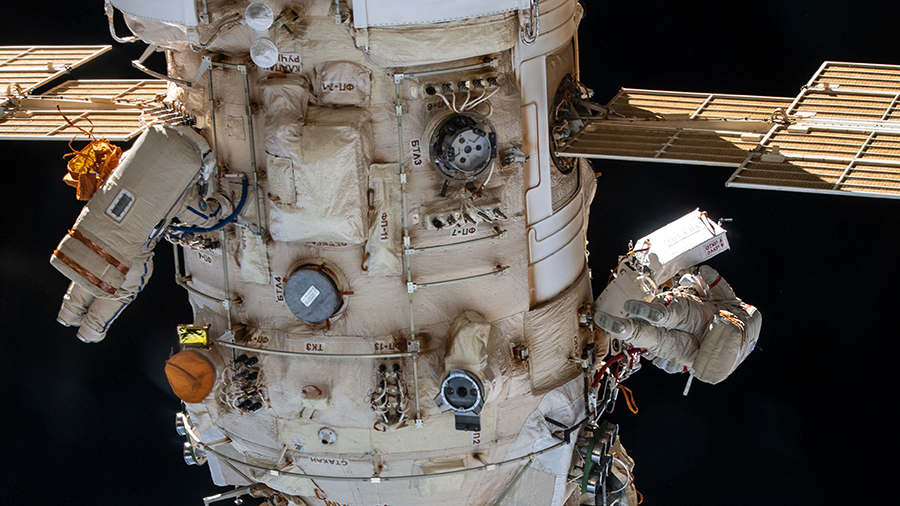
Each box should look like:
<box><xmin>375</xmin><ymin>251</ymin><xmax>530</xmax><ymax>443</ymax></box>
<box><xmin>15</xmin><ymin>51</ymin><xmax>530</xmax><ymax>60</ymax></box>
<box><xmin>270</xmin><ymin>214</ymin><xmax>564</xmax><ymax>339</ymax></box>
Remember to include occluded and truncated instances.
<box><xmin>165</xmin><ymin>350</ymin><xmax>217</xmax><ymax>403</ymax></box>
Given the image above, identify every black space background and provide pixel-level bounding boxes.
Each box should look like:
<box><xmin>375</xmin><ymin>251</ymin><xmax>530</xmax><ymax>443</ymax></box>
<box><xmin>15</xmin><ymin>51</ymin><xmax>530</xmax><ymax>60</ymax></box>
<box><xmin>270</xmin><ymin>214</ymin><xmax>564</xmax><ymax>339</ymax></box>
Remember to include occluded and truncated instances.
<box><xmin>1</xmin><ymin>2</ymin><xmax>897</xmax><ymax>505</ymax></box>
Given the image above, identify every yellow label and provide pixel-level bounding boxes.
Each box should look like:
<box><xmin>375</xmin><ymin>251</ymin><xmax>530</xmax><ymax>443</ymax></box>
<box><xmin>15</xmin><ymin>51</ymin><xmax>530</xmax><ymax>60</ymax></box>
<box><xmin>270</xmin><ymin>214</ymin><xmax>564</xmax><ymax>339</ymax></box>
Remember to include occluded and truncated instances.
<box><xmin>178</xmin><ymin>325</ymin><xmax>209</xmax><ymax>346</ymax></box>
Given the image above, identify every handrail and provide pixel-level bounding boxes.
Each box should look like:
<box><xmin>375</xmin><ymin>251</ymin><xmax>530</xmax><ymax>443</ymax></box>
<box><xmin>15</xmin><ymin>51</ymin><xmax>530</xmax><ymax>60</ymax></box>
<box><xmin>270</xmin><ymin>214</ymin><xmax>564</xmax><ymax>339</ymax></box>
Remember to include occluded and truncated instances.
<box><xmin>215</xmin><ymin>338</ymin><xmax>417</xmax><ymax>360</ymax></box>
<box><xmin>392</xmin><ymin>59</ymin><xmax>498</xmax><ymax>83</ymax></box>
<box><xmin>202</xmin><ymin>439</ymin><xmax>567</xmax><ymax>482</ymax></box>
<box><xmin>406</xmin><ymin>229</ymin><xmax>507</xmax><ymax>255</ymax></box>
<box><xmin>409</xmin><ymin>266</ymin><xmax>510</xmax><ymax>292</ymax></box>
<box><xmin>172</xmin><ymin>244</ymin><xmax>227</xmax><ymax>304</ymax></box>
<box><xmin>215</xmin><ymin>337</ymin><xmax>422</xmax><ymax>426</ymax></box>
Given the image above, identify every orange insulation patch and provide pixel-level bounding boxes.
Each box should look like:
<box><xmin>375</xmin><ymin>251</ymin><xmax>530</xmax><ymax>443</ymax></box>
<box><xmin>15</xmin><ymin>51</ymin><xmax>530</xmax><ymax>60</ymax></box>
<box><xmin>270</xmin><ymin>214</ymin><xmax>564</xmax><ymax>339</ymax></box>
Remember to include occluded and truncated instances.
<box><xmin>165</xmin><ymin>350</ymin><xmax>217</xmax><ymax>403</ymax></box>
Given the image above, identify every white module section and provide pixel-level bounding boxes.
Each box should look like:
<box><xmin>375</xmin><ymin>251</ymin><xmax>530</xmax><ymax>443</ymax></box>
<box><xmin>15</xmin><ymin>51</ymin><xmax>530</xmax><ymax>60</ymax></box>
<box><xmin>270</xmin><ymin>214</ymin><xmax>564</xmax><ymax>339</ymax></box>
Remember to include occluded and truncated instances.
<box><xmin>517</xmin><ymin>0</ymin><xmax>583</xmax><ymax>306</ymax></box>
<box><xmin>110</xmin><ymin>0</ymin><xmax>198</xmax><ymax>26</ymax></box>
<box><xmin>515</xmin><ymin>0</ymin><xmax>580</xmax><ymax>63</ymax></box>
<box><xmin>351</xmin><ymin>0</ymin><xmax>522</xmax><ymax>27</ymax></box>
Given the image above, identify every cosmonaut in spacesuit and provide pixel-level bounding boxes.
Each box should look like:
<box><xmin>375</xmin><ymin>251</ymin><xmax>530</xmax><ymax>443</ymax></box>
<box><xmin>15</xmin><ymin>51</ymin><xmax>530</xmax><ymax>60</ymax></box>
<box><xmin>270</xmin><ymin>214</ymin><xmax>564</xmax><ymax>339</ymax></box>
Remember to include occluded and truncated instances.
<box><xmin>57</xmin><ymin>187</ymin><xmax>234</xmax><ymax>343</ymax></box>
<box><xmin>53</xmin><ymin>123</ymin><xmax>243</xmax><ymax>343</ymax></box>
<box><xmin>594</xmin><ymin>265</ymin><xmax>762</xmax><ymax>384</ymax></box>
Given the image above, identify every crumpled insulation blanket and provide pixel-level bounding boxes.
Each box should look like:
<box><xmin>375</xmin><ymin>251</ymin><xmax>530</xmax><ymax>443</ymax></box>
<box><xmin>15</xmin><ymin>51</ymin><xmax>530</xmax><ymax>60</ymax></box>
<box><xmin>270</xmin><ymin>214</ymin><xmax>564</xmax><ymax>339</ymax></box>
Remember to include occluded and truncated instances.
<box><xmin>364</xmin><ymin>163</ymin><xmax>402</xmax><ymax>276</ymax></box>
<box><xmin>314</xmin><ymin>61</ymin><xmax>372</xmax><ymax>107</ymax></box>
<box><xmin>523</xmin><ymin>268</ymin><xmax>594</xmax><ymax>394</ymax></box>
<box><xmin>361</xmin><ymin>12</ymin><xmax>519</xmax><ymax>67</ymax></box>
<box><xmin>267</xmin><ymin>107</ymin><xmax>372</xmax><ymax>245</ymax></box>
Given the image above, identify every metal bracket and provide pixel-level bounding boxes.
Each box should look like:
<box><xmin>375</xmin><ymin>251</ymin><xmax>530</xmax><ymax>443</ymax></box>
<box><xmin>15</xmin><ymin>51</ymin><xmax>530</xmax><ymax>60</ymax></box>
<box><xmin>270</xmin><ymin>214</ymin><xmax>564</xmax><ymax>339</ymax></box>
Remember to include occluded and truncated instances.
<box><xmin>391</xmin><ymin>59</ymin><xmax>499</xmax><ymax>84</ymax></box>
<box><xmin>191</xmin><ymin>57</ymin><xmax>213</xmax><ymax>84</ymax></box>
<box><xmin>407</xmin><ymin>229</ymin><xmax>508</xmax><ymax>255</ymax></box>
<box><xmin>132</xmin><ymin>44</ymin><xmax>194</xmax><ymax>87</ymax></box>
<box><xmin>105</xmin><ymin>1</ymin><xmax>138</xmax><ymax>43</ymax></box>
<box><xmin>545</xmin><ymin>415</ymin><xmax>588</xmax><ymax>444</ymax></box>
<box><xmin>199</xmin><ymin>0</ymin><xmax>211</xmax><ymax>25</ymax></box>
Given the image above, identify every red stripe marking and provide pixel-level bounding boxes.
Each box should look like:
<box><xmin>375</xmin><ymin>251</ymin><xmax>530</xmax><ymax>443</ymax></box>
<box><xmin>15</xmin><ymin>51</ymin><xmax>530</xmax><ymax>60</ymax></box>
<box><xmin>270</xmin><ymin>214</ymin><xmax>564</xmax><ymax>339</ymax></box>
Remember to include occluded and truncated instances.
<box><xmin>69</xmin><ymin>229</ymin><xmax>129</xmax><ymax>275</ymax></box>
<box><xmin>53</xmin><ymin>249</ymin><xmax>117</xmax><ymax>295</ymax></box>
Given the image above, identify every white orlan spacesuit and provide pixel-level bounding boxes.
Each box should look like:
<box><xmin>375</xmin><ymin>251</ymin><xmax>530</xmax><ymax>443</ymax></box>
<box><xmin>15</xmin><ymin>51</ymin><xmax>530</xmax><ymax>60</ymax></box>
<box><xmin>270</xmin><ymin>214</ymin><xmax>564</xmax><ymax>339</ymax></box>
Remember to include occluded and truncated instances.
<box><xmin>50</xmin><ymin>124</ymin><xmax>240</xmax><ymax>343</ymax></box>
<box><xmin>57</xmin><ymin>250</ymin><xmax>155</xmax><ymax>342</ymax></box>
<box><xmin>595</xmin><ymin>265</ymin><xmax>762</xmax><ymax>384</ymax></box>
<box><xmin>56</xmin><ymin>189</ymin><xmax>232</xmax><ymax>343</ymax></box>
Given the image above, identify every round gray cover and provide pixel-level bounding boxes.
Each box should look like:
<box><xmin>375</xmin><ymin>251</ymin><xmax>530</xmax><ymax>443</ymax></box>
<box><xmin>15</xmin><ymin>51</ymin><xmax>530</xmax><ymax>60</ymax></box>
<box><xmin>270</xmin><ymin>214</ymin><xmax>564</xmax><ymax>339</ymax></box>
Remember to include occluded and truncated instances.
<box><xmin>284</xmin><ymin>267</ymin><xmax>342</xmax><ymax>323</ymax></box>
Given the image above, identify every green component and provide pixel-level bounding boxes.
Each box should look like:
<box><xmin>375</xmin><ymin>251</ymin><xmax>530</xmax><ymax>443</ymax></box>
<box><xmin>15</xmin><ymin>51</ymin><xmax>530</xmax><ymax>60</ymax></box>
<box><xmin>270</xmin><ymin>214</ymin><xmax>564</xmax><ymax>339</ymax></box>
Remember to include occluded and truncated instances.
<box><xmin>581</xmin><ymin>419</ymin><xmax>608</xmax><ymax>495</ymax></box>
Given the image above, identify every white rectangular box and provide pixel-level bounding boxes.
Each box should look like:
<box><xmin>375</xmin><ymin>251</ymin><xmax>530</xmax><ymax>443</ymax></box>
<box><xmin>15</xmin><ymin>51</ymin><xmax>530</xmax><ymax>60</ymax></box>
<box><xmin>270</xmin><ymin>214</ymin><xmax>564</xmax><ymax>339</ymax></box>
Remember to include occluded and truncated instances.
<box><xmin>632</xmin><ymin>210</ymin><xmax>729</xmax><ymax>284</ymax></box>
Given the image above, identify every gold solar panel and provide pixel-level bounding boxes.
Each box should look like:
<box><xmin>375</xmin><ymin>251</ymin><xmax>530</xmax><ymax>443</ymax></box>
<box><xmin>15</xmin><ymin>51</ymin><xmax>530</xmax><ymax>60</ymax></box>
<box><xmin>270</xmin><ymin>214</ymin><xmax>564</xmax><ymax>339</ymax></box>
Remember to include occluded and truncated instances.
<box><xmin>0</xmin><ymin>45</ymin><xmax>110</xmax><ymax>94</ymax></box>
<box><xmin>557</xmin><ymin>89</ymin><xmax>786</xmax><ymax>166</ymax></box>
<box><xmin>1</xmin><ymin>76</ymin><xmax>171</xmax><ymax>141</ymax></box>
<box><xmin>561</xmin><ymin>62</ymin><xmax>900</xmax><ymax>199</ymax></box>
<box><xmin>790</xmin><ymin>62</ymin><xmax>900</xmax><ymax>123</ymax></box>
<box><xmin>0</xmin><ymin>47</ymin><xmax>173</xmax><ymax>142</ymax></box>
<box><xmin>726</xmin><ymin>128</ymin><xmax>900</xmax><ymax>198</ymax></box>
<box><xmin>41</xmin><ymin>79</ymin><xmax>168</xmax><ymax>104</ymax></box>
<box><xmin>557</xmin><ymin>120</ymin><xmax>760</xmax><ymax>167</ymax></box>
<box><xmin>810</xmin><ymin>62</ymin><xmax>900</xmax><ymax>94</ymax></box>
<box><xmin>0</xmin><ymin>108</ymin><xmax>150</xmax><ymax>141</ymax></box>
<box><xmin>607</xmin><ymin>89</ymin><xmax>794</xmax><ymax>121</ymax></box>
<box><xmin>726</xmin><ymin>62</ymin><xmax>900</xmax><ymax>198</ymax></box>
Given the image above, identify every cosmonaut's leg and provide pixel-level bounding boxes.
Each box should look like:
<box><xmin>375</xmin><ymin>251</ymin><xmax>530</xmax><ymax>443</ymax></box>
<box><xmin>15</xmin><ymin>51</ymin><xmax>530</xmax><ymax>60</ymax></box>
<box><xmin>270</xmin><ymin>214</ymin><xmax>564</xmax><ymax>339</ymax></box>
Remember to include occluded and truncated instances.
<box><xmin>625</xmin><ymin>292</ymin><xmax>717</xmax><ymax>335</ymax></box>
<box><xmin>626</xmin><ymin>320</ymin><xmax>700</xmax><ymax>366</ymax></box>
<box><xmin>57</xmin><ymin>281</ymin><xmax>96</xmax><ymax>327</ymax></box>
<box><xmin>77</xmin><ymin>297</ymin><xmax>132</xmax><ymax>343</ymax></box>
<box><xmin>594</xmin><ymin>312</ymin><xmax>701</xmax><ymax>367</ymax></box>
<box><xmin>77</xmin><ymin>251</ymin><xmax>155</xmax><ymax>343</ymax></box>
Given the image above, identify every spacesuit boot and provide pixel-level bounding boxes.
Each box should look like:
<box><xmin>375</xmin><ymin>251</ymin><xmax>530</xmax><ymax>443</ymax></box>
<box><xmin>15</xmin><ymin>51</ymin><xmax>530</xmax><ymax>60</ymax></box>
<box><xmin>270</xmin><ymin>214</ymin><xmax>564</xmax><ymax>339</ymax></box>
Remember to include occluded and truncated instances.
<box><xmin>57</xmin><ymin>281</ymin><xmax>94</xmax><ymax>327</ymax></box>
<box><xmin>66</xmin><ymin>251</ymin><xmax>155</xmax><ymax>343</ymax></box>
<box><xmin>76</xmin><ymin>296</ymin><xmax>129</xmax><ymax>343</ymax></box>
<box><xmin>595</xmin><ymin>310</ymin><xmax>701</xmax><ymax>367</ymax></box>
<box><xmin>623</xmin><ymin>300</ymin><xmax>666</xmax><ymax>323</ymax></box>
<box><xmin>593</xmin><ymin>311</ymin><xmax>637</xmax><ymax>339</ymax></box>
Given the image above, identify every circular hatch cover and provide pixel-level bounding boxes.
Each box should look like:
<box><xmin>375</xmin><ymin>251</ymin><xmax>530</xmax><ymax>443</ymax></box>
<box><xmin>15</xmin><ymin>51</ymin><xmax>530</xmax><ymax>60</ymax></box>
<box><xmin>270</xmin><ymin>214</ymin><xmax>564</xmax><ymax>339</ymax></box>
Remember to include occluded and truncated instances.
<box><xmin>284</xmin><ymin>267</ymin><xmax>343</xmax><ymax>323</ymax></box>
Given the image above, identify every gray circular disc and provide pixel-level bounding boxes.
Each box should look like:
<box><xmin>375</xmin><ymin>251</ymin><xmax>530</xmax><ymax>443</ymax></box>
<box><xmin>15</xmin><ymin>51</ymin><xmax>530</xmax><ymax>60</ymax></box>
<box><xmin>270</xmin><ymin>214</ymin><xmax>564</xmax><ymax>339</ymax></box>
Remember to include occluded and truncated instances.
<box><xmin>284</xmin><ymin>267</ymin><xmax>342</xmax><ymax>323</ymax></box>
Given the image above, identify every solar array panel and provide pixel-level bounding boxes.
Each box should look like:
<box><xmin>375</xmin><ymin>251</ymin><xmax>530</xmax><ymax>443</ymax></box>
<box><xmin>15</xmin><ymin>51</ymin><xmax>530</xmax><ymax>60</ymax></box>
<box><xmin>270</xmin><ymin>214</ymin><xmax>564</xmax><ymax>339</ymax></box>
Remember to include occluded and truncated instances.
<box><xmin>808</xmin><ymin>62</ymin><xmax>900</xmax><ymax>94</ymax></box>
<box><xmin>557</xmin><ymin>90</ymin><xmax>780</xmax><ymax>166</ymax></box>
<box><xmin>727</xmin><ymin>126</ymin><xmax>900</xmax><ymax>197</ymax></box>
<box><xmin>607</xmin><ymin>89</ymin><xmax>793</xmax><ymax>121</ymax></box>
<box><xmin>0</xmin><ymin>108</ymin><xmax>150</xmax><ymax>141</ymax></box>
<box><xmin>728</xmin><ymin>62</ymin><xmax>900</xmax><ymax>198</ymax></box>
<box><xmin>560</xmin><ymin>62</ymin><xmax>900</xmax><ymax>199</ymax></box>
<box><xmin>0</xmin><ymin>46</ymin><xmax>110</xmax><ymax>95</ymax></box>
<box><xmin>0</xmin><ymin>47</ymin><xmax>173</xmax><ymax>141</ymax></box>
<box><xmin>557</xmin><ymin>121</ymin><xmax>759</xmax><ymax>167</ymax></box>
<box><xmin>41</xmin><ymin>79</ymin><xmax>168</xmax><ymax>104</ymax></box>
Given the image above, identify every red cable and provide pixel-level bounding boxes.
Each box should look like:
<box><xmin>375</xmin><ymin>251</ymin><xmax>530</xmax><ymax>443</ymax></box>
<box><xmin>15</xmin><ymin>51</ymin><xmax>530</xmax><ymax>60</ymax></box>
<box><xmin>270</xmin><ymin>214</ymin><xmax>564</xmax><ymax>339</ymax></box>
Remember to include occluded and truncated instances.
<box><xmin>591</xmin><ymin>352</ymin><xmax>626</xmax><ymax>389</ymax></box>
